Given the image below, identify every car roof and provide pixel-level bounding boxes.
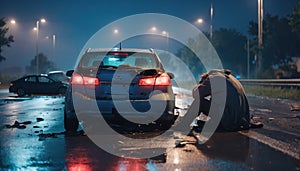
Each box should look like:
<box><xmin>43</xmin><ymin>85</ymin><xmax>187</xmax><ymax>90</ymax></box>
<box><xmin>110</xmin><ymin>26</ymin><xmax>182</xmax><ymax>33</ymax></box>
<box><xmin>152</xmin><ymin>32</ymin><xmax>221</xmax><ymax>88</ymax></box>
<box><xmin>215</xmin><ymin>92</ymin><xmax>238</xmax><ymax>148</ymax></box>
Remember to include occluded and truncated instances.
<box><xmin>85</xmin><ymin>48</ymin><xmax>155</xmax><ymax>54</ymax></box>
<box><xmin>22</xmin><ymin>75</ymin><xmax>52</xmax><ymax>78</ymax></box>
<box><xmin>48</xmin><ymin>71</ymin><xmax>65</xmax><ymax>74</ymax></box>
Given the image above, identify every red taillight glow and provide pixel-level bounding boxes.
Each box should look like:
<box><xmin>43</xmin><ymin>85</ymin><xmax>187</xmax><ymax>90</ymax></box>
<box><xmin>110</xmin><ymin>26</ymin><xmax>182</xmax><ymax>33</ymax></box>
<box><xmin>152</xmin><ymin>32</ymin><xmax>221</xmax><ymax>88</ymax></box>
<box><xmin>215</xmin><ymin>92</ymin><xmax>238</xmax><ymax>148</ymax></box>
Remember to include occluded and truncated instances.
<box><xmin>155</xmin><ymin>73</ymin><xmax>171</xmax><ymax>86</ymax></box>
<box><xmin>138</xmin><ymin>73</ymin><xmax>171</xmax><ymax>86</ymax></box>
<box><xmin>138</xmin><ymin>77</ymin><xmax>156</xmax><ymax>86</ymax></box>
<box><xmin>9</xmin><ymin>83</ymin><xmax>13</xmax><ymax>87</ymax></box>
<box><xmin>70</xmin><ymin>73</ymin><xmax>99</xmax><ymax>86</ymax></box>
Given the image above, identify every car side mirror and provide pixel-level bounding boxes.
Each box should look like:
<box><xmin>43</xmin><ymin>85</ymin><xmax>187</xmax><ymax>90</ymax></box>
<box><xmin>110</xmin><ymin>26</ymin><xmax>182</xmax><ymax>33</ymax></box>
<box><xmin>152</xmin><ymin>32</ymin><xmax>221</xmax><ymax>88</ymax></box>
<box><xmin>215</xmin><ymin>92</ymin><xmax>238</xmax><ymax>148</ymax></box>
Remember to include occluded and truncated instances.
<box><xmin>66</xmin><ymin>70</ymin><xmax>74</xmax><ymax>77</ymax></box>
<box><xmin>167</xmin><ymin>72</ymin><xmax>175</xmax><ymax>79</ymax></box>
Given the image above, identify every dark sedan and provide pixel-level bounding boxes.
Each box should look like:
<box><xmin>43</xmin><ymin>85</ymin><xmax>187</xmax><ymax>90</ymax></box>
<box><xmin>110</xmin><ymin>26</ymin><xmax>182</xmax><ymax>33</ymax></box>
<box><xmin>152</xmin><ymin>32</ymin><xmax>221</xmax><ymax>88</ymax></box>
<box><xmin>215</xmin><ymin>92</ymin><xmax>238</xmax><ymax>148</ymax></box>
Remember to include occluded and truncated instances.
<box><xmin>9</xmin><ymin>75</ymin><xmax>68</xmax><ymax>97</ymax></box>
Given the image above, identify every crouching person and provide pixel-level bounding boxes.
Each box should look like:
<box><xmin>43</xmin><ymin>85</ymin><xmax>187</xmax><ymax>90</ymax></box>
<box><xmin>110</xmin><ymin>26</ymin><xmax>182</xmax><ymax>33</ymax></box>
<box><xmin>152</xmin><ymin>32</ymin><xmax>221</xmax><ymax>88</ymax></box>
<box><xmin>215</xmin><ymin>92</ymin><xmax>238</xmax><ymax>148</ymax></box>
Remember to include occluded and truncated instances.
<box><xmin>192</xmin><ymin>69</ymin><xmax>262</xmax><ymax>132</ymax></box>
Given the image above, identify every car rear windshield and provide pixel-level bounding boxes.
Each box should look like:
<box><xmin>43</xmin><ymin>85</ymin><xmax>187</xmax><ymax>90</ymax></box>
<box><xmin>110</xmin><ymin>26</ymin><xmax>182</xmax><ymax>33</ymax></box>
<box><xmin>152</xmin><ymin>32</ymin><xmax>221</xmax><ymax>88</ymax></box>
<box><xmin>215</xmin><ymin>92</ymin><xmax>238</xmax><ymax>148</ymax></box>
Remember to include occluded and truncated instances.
<box><xmin>79</xmin><ymin>51</ymin><xmax>159</xmax><ymax>69</ymax></box>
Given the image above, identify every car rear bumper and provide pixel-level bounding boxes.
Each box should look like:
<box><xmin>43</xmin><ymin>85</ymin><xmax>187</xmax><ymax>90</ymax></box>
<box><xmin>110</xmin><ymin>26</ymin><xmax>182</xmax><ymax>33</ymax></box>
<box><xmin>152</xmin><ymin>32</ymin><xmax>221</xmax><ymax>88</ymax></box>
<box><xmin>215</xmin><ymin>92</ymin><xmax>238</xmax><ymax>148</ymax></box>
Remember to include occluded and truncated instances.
<box><xmin>65</xmin><ymin>89</ymin><xmax>175</xmax><ymax>124</ymax></box>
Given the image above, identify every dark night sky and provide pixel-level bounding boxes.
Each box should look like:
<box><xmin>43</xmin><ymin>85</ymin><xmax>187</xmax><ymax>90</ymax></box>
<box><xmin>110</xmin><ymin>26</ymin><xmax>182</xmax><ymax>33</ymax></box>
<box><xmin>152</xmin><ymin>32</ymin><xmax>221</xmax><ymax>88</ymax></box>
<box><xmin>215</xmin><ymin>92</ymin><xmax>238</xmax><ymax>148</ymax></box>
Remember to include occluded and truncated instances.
<box><xmin>0</xmin><ymin>0</ymin><xmax>299</xmax><ymax>72</ymax></box>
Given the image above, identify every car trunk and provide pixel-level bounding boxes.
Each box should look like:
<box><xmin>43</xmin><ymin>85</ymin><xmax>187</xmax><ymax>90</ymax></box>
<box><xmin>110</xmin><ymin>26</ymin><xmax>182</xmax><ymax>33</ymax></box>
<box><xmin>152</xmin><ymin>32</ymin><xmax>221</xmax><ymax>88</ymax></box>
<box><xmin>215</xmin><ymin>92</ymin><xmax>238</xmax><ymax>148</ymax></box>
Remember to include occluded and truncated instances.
<box><xmin>95</xmin><ymin>67</ymin><xmax>157</xmax><ymax>100</ymax></box>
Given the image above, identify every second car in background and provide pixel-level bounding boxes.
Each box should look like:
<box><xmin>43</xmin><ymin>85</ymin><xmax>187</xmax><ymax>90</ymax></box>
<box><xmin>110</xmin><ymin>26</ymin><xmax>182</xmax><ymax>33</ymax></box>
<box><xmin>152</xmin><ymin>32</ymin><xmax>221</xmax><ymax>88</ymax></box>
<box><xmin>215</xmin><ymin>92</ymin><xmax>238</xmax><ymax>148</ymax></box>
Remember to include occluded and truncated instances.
<box><xmin>9</xmin><ymin>75</ymin><xmax>68</xmax><ymax>97</ymax></box>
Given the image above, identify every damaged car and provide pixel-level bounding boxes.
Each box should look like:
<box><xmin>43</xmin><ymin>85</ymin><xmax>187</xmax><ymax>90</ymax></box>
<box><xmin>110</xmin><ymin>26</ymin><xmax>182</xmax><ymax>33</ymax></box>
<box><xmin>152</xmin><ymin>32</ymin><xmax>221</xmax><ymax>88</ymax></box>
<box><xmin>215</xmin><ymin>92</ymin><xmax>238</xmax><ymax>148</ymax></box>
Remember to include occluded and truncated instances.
<box><xmin>64</xmin><ymin>48</ymin><xmax>176</xmax><ymax>132</ymax></box>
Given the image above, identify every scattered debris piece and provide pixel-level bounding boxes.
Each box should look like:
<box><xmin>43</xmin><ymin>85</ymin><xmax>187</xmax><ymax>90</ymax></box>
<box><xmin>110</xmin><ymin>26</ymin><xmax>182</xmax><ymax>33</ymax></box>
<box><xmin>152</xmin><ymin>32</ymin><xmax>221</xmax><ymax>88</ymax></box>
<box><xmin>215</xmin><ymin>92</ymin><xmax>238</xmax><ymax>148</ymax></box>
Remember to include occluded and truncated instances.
<box><xmin>250</xmin><ymin>121</ymin><xmax>264</xmax><ymax>128</ymax></box>
<box><xmin>256</xmin><ymin>108</ymin><xmax>272</xmax><ymax>113</ymax></box>
<box><xmin>22</xmin><ymin>121</ymin><xmax>32</xmax><ymax>124</ymax></box>
<box><xmin>38</xmin><ymin>132</ymin><xmax>66</xmax><ymax>141</ymax></box>
<box><xmin>38</xmin><ymin>133</ymin><xmax>57</xmax><ymax>138</ymax></box>
<box><xmin>175</xmin><ymin>140</ymin><xmax>185</xmax><ymax>148</ymax></box>
<box><xmin>52</xmin><ymin>108</ymin><xmax>62</xmax><ymax>111</ymax></box>
<box><xmin>252</xmin><ymin>116</ymin><xmax>263</xmax><ymax>120</ymax></box>
<box><xmin>150</xmin><ymin>152</ymin><xmax>167</xmax><ymax>163</ymax></box>
<box><xmin>5</xmin><ymin>121</ymin><xmax>32</xmax><ymax>129</ymax></box>
<box><xmin>290</xmin><ymin>103</ymin><xmax>300</xmax><ymax>111</ymax></box>
<box><xmin>268</xmin><ymin>117</ymin><xmax>275</xmax><ymax>121</ymax></box>
<box><xmin>38</xmin><ymin>133</ymin><xmax>57</xmax><ymax>141</ymax></box>
<box><xmin>36</xmin><ymin>118</ymin><xmax>44</xmax><ymax>122</ymax></box>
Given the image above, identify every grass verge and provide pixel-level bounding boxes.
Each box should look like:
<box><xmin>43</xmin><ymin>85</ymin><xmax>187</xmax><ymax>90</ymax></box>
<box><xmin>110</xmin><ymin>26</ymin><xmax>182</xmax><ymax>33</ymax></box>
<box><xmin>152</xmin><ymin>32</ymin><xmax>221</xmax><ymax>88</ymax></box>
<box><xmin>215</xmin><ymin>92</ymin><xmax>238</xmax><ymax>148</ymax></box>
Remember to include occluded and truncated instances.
<box><xmin>244</xmin><ymin>86</ymin><xmax>300</xmax><ymax>101</ymax></box>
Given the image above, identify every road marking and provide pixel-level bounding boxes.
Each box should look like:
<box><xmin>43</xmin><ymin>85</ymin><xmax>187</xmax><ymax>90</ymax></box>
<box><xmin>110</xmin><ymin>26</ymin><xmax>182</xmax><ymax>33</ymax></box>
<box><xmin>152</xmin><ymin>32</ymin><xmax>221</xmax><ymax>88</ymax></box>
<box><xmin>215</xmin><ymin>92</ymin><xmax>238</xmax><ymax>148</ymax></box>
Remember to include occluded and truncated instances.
<box><xmin>239</xmin><ymin>130</ymin><xmax>300</xmax><ymax>160</ymax></box>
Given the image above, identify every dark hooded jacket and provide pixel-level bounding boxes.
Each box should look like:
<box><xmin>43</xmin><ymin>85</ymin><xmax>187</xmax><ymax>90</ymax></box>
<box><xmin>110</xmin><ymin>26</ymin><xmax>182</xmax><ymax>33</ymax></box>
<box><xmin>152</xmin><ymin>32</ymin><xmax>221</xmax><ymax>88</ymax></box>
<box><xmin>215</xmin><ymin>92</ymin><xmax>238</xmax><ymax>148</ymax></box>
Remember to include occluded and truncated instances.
<box><xmin>193</xmin><ymin>70</ymin><xmax>250</xmax><ymax>131</ymax></box>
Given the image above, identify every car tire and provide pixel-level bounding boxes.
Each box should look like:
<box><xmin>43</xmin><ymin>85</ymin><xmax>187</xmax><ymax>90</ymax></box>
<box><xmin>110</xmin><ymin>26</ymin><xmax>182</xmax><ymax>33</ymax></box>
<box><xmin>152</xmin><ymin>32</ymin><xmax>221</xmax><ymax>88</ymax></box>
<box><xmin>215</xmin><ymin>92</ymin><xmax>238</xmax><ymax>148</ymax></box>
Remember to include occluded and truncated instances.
<box><xmin>58</xmin><ymin>87</ymin><xmax>67</xmax><ymax>95</ymax></box>
<box><xmin>156</xmin><ymin>114</ymin><xmax>177</xmax><ymax>130</ymax></box>
<box><xmin>64</xmin><ymin>109</ymin><xmax>79</xmax><ymax>132</ymax></box>
<box><xmin>17</xmin><ymin>88</ymin><xmax>25</xmax><ymax>97</ymax></box>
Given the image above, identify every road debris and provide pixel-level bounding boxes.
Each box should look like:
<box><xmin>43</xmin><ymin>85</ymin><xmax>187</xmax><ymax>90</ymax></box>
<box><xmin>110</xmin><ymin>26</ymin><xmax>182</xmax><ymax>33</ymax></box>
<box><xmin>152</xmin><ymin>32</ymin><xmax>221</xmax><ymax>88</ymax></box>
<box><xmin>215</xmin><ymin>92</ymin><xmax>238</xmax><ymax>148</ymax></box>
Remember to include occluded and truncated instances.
<box><xmin>175</xmin><ymin>140</ymin><xmax>196</xmax><ymax>148</ymax></box>
<box><xmin>38</xmin><ymin>132</ymin><xmax>66</xmax><ymax>141</ymax></box>
<box><xmin>5</xmin><ymin>121</ymin><xmax>32</xmax><ymax>129</ymax></box>
<box><xmin>290</xmin><ymin>103</ymin><xmax>300</xmax><ymax>111</ymax></box>
<box><xmin>268</xmin><ymin>117</ymin><xmax>275</xmax><ymax>121</ymax></box>
<box><xmin>36</xmin><ymin>118</ymin><xmax>44</xmax><ymax>122</ymax></box>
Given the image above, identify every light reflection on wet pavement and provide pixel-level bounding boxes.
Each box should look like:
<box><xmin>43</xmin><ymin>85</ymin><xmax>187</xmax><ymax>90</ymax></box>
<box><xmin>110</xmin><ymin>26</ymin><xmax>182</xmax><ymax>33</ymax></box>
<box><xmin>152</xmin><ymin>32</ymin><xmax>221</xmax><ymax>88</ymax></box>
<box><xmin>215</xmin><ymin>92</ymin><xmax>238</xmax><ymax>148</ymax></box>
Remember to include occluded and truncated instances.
<box><xmin>0</xmin><ymin>95</ymin><xmax>299</xmax><ymax>170</ymax></box>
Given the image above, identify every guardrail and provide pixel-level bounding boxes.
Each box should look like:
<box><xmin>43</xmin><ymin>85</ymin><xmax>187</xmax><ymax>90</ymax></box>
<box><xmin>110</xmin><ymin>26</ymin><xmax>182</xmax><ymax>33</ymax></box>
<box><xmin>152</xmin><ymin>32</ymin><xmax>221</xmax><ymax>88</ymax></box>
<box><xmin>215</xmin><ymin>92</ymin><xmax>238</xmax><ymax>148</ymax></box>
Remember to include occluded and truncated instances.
<box><xmin>239</xmin><ymin>79</ymin><xmax>300</xmax><ymax>88</ymax></box>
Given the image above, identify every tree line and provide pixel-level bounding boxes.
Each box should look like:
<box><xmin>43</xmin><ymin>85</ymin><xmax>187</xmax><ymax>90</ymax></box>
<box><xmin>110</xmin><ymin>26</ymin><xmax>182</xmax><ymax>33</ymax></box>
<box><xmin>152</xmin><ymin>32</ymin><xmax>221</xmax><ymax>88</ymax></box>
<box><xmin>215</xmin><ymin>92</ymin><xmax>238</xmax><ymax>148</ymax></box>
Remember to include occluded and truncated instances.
<box><xmin>177</xmin><ymin>3</ymin><xmax>300</xmax><ymax>79</ymax></box>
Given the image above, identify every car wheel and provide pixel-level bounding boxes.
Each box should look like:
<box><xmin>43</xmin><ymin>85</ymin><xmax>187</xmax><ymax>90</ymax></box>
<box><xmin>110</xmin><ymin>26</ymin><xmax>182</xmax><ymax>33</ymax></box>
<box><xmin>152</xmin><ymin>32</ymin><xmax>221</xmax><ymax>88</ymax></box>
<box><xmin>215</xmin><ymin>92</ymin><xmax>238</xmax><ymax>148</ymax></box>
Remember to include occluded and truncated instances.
<box><xmin>58</xmin><ymin>87</ymin><xmax>67</xmax><ymax>95</ymax></box>
<box><xmin>64</xmin><ymin>109</ymin><xmax>79</xmax><ymax>132</ymax></box>
<box><xmin>156</xmin><ymin>114</ymin><xmax>177</xmax><ymax>130</ymax></box>
<box><xmin>17</xmin><ymin>88</ymin><xmax>25</xmax><ymax>97</ymax></box>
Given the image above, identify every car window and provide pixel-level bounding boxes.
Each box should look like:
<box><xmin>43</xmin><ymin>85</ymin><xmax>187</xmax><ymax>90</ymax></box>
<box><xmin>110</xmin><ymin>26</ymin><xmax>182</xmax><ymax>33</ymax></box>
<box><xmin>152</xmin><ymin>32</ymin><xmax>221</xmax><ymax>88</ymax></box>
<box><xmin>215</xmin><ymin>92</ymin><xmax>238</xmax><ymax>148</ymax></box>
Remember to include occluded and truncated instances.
<box><xmin>80</xmin><ymin>52</ymin><xmax>159</xmax><ymax>69</ymax></box>
<box><xmin>49</xmin><ymin>73</ymin><xmax>62</xmax><ymax>80</ymax></box>
<box><xmin>25</xmin><ymin>76</ymin><xmax>36</xmax><ymax>83</ymax></box>
<box><xmin>38</xmin><ymin>76</ymin><xmax>53</xmax><ymax>83</ymax></box>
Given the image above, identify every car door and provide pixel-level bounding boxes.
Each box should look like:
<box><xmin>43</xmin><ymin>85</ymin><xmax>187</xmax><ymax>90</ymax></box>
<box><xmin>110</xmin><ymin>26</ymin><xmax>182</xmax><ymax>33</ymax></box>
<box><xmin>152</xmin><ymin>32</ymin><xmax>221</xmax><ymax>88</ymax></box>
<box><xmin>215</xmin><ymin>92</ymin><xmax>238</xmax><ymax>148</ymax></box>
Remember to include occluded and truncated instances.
<box><xmin>37</xmin><ymin>76</ymin><xmax>58</xmax><ymax>94</ymax></box>
<box><xmin>24</xmin><ymin>76</ymin><xmax>39</xmax><ymax>94</ymax></box>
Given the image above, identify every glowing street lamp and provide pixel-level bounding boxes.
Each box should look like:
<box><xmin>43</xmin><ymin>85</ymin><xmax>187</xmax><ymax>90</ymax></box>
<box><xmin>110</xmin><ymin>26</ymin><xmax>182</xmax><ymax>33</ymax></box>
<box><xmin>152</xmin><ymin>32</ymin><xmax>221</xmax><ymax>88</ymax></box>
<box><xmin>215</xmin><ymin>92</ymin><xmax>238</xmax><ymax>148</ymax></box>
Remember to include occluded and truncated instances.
<box><xmin>10</xmin><ymin>19</ymin><xmax>16</xmax><ymax>25</ymax></box>
<box><xmin>151</xmin><ymin>26</ymin><xmax>157</xmax><ymax>32</ymax></box>
<box><xmin>197</xmin><ymin>18</ymin><xmax>204</xmax><ymax>24</ymax></box>
<box><xmin>7</xmin><ymin>19</ymin><xmax>17</xmax><ymax>35</ymax></box>
<box><xmin>150</xmin><ymin>26</ymin><xmax>169</xmax><ymax>50</ymax></box>
<box><xmin>113</xmin><ymin>29</ymin><xmax>119</xmax><ymax>34</ymax></box>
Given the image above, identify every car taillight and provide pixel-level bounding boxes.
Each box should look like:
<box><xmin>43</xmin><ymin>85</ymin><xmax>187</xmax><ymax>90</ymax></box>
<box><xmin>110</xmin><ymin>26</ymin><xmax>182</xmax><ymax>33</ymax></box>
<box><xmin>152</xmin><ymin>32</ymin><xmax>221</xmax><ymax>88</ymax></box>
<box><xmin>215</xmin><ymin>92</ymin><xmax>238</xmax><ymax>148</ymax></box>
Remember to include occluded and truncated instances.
<box><xmin>70</xmin><ymin>73</ymin><xmax>100</xmax><ymax>86</ymax></box>
<box><xmin>9</xmin><ymin>83</ymin><xmax>13</xmax><ymax>87</ymax></box>
<box><xmin>139</xmin><ymin>77</ymin><xmax>156</xmax><ymax>86</ymax></box>
<box><xmin>138</xmin><ymin>73</ymin><xmax>171</xmax><ymax>86</ymax></box>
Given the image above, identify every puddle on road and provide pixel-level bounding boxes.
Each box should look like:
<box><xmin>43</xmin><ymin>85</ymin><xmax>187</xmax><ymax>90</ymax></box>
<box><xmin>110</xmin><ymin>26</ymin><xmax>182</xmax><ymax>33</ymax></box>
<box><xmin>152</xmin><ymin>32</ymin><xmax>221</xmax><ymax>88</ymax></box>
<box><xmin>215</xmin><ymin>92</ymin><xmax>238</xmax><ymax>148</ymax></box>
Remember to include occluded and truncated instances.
<box><xmin>0</xmin><ymin>98</ymin><xmax>31</xmax><ymax>106</ymax></box>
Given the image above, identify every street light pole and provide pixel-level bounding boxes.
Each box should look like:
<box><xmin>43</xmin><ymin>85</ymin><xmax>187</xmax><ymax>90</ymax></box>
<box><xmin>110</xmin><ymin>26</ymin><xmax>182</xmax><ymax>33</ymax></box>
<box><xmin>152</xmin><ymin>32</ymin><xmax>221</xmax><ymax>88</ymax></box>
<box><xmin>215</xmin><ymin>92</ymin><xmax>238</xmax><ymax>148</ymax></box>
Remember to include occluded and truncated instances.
<box><xmin>210</xmin><ymin>0</ymin><xmax>213</xmax><ymax>42</ymax></box>
<box><xmin>257</xmin><ymin>0</ymin><xmax>263</xmax><ymax>77</ymax></box>
<box><xmin>162</xmin><ymin>31</ymin><xmax>169</xmax><ymax>51</ymax></box>
<box><xmin>35</xmin><ymin>20</ymin><xmax>39</xmax><ymax>74</ymax></box>
<box><xmin>258</xmin><ymin>0</ymin><xmax>263</xmax><ymax>46</ymax></box>
<box><xmin>247</xmin><ymin>38</ymin><xmax>250</xmax><ymax>78</ymax></box>
<box><xmin>52</xmin><ymin>34</ymin><xmax>55</xmax><ymax>59</ymax></box>
<box><xmin>35</xmin><ymin>18</ymin><xmax>46</xmax><ymax>74</ymax></box>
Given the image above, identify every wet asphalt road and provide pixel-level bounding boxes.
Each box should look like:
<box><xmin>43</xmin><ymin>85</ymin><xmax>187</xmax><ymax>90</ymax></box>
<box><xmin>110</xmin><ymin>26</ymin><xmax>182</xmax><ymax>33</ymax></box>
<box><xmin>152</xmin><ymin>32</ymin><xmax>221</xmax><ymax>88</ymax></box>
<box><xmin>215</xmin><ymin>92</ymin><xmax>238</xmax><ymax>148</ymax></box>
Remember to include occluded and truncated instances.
<box><xmin>0</xmin><ymin>89</ymin><xmax>299</xmax><ymax>171</ymax></box>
